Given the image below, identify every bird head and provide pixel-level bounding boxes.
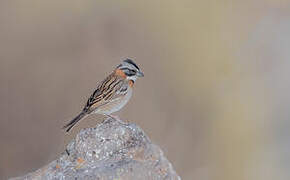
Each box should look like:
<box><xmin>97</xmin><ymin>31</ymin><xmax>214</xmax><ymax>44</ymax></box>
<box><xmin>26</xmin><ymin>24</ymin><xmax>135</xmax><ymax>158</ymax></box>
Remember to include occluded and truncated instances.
<box><xmin>115</xmin><ymin>59</ymin><xmax>144</xmax><ymax>82</ymax></box>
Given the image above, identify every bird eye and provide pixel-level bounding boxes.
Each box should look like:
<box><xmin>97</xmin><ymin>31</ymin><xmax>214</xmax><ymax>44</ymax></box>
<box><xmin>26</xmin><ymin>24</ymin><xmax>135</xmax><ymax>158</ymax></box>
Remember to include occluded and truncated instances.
<box><xmin>125</xmin><ymin>69</ymin><xmax>136</xmax><ymax>76</ymax></box>
<box><xmin>120</xmin><ymin>68</ymin><xmax>136</xmax><ymax>76</ymax></box>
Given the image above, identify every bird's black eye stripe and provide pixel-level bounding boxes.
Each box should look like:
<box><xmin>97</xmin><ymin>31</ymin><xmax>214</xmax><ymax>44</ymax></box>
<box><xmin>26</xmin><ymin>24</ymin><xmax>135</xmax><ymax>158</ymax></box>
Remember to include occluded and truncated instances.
<box><xmin>120</xmin><ymin>68</ymin><xmax>136</xmax><ymax>76</ymax></box>
<box><xmin>126</xmin><ymin>71</ymin><xmax>136</xmax><ymax>76</ymax></box>
<box><xmin>126</xmin><ymin>73</ymin><xmax>135</xmax><ymax>77</ymax></box>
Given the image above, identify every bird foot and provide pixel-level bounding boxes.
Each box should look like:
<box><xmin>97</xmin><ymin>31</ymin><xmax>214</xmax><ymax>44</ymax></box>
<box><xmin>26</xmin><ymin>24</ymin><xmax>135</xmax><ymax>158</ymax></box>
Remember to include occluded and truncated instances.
<box><xmin>105</xmin><ymin>114</ymin><xmax>127</xmax><ymax>124</ymax></box>
<box><xmin>106</xmin><ymin>114</ymin><xmax>120</xmax><ymax>120</ymax></box>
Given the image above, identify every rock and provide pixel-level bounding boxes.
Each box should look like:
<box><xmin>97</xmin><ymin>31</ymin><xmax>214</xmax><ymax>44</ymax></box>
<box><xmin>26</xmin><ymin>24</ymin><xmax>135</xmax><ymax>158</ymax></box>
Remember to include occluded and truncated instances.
<box><xmin>10</xmin><ymin>118</ymin><xmax>180</xmax><ymax>180</ymax></box>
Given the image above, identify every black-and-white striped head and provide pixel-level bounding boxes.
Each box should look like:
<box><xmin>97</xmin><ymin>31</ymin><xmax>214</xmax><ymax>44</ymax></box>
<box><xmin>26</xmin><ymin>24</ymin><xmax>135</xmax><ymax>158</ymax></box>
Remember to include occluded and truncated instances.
<box><xmin>116</xmin><ymin>59</ymin><xmax>144</xmax><ymax>81</ymax></box>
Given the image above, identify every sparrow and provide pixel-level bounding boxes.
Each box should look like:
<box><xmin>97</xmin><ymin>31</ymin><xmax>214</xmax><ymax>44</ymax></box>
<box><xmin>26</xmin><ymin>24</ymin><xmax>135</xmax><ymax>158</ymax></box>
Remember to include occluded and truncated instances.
<box><xmin>63</xmin><ymin>59</ymin><xmax>144</xmax><ymax>132</ymax></box>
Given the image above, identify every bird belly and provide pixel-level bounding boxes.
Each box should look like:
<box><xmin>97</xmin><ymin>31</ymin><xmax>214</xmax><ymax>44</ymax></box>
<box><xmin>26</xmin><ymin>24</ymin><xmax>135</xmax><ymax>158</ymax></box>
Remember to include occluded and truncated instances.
<box><xmin>94</xmin><ymin>88</ymin><xmax>132</xmax><ymax>115</ymax></box>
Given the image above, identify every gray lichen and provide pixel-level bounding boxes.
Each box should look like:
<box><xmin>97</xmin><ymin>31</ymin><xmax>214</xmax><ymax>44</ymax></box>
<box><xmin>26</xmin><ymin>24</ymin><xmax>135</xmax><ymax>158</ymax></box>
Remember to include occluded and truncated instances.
<box><xmin>10</xmin><ymin>118</ymin><xmax>180</xmax><ymax>180</ymax></box>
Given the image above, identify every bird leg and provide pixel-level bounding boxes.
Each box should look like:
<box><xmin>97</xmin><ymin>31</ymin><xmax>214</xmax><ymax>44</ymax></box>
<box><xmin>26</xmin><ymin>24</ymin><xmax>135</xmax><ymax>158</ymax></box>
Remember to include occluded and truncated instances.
<box><xmin>105</xmin><ymin>114</ymin><xmax>126</xmax><ymax>124</ymax></box>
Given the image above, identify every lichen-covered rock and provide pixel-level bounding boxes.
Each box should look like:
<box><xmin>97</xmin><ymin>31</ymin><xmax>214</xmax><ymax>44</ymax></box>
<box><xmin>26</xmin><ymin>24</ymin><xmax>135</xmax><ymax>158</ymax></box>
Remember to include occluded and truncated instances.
<box><xmin>10</xmin><ymin>118</ymin><xmax>180</xmax><ymax>180</ymax></box>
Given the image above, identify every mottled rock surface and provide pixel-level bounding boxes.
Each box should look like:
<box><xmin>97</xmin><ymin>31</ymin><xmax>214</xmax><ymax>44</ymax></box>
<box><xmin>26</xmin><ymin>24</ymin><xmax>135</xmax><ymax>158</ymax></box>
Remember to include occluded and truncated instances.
<box><xmin>10</xmin><ymin>118</ymin><xmax>180</xmax><ymax>180</ymax></box>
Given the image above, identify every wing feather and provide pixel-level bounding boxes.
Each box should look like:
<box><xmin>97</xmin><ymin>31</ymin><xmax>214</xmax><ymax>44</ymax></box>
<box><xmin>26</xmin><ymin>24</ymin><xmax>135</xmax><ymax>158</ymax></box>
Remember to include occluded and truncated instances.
<box><xmin>84</xmin><ymin>73</ymin><xmax>127</xmax><ymax>112</ymax></box>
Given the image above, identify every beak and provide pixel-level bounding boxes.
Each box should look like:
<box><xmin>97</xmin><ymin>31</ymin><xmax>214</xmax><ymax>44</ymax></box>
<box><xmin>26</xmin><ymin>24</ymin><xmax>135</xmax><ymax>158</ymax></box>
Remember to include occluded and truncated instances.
<box><xmin>136</xmin><ymin>71</ymin><xmax>144</xmax><ymax>77</ymax></box>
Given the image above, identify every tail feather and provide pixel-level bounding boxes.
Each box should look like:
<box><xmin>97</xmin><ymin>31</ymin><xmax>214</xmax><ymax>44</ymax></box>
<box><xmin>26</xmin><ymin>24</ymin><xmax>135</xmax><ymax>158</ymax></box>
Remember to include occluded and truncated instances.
<box><xmin>63</xmin><ymin>111</ymin><xmax>87</xmax><ymax>132</ymax></box>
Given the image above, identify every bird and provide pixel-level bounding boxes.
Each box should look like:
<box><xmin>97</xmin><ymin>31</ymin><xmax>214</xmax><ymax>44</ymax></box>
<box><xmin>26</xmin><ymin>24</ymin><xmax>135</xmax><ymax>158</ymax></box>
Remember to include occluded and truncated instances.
<box><xmin>63</xmin><ymin>59</ymin><xmax>144</xmax><ymax>132</ymax></box>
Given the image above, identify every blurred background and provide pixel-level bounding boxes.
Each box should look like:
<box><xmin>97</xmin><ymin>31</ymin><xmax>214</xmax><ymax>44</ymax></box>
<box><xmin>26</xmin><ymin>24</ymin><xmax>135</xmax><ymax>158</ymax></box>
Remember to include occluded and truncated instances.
<box><xmin>1</xmin><ymin>0</ymin><xmax>290</xmax><ymax>179</ymax></box>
